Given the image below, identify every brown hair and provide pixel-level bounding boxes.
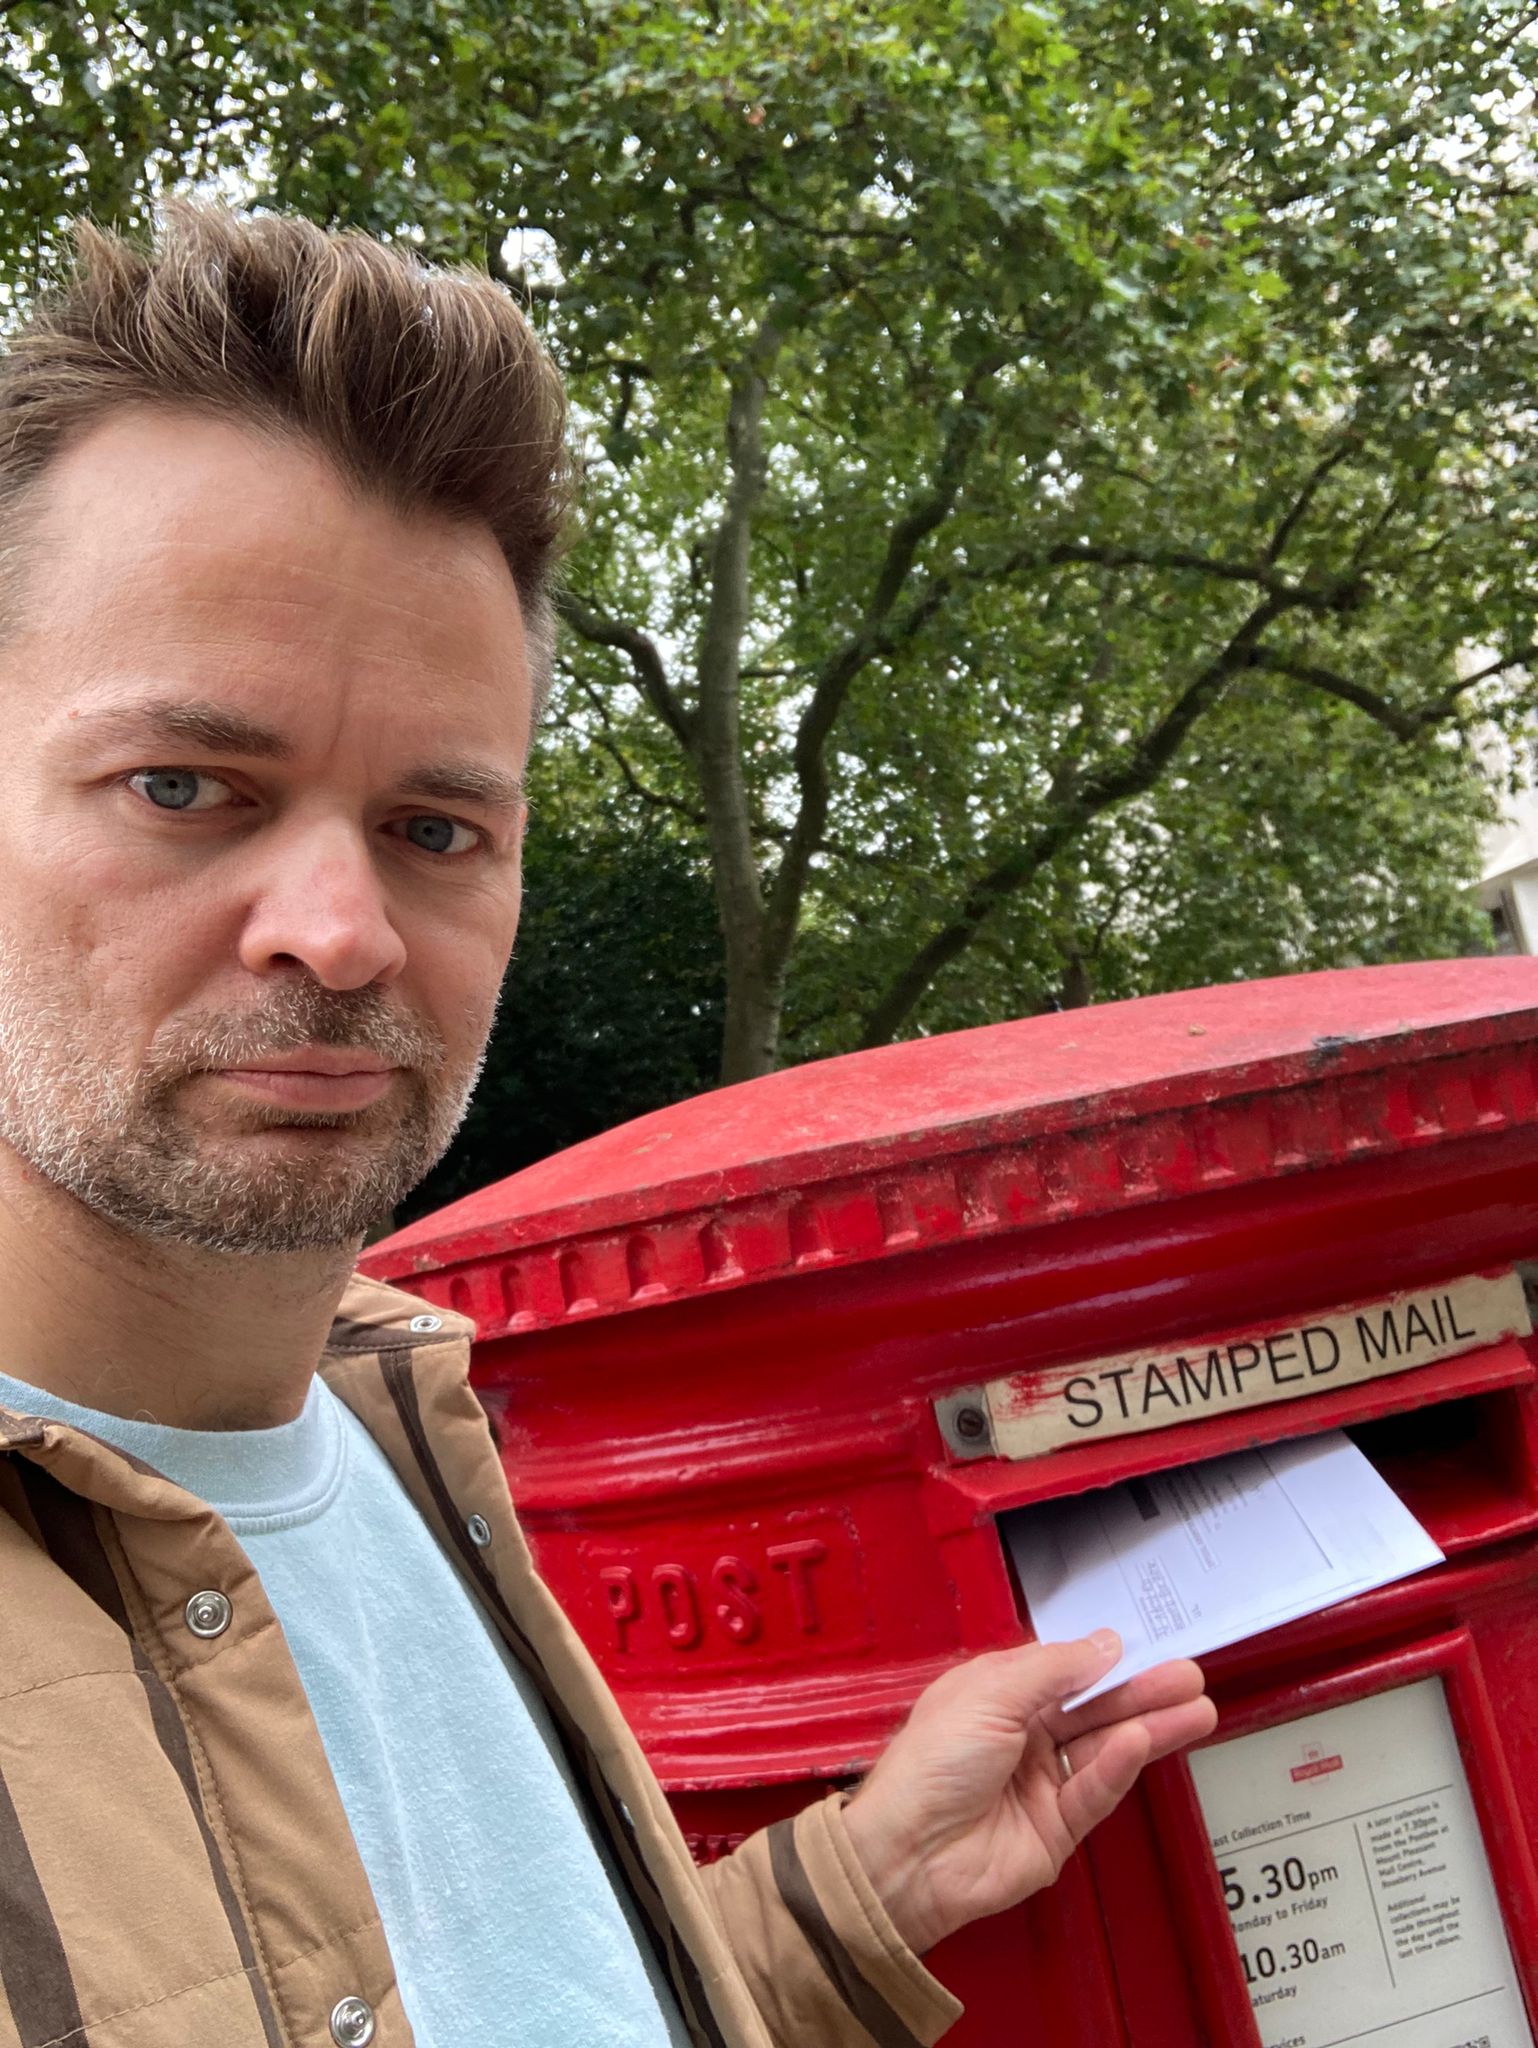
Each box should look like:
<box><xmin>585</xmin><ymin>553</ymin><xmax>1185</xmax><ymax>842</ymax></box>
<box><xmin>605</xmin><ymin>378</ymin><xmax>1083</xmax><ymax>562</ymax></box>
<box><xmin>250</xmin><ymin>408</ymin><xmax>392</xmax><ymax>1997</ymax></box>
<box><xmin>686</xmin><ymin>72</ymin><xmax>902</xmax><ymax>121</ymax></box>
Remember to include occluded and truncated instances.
<box><xmin>0</xmin><ymin>202</ymin><xmax>571</xmax><ymax>712</ymax></box>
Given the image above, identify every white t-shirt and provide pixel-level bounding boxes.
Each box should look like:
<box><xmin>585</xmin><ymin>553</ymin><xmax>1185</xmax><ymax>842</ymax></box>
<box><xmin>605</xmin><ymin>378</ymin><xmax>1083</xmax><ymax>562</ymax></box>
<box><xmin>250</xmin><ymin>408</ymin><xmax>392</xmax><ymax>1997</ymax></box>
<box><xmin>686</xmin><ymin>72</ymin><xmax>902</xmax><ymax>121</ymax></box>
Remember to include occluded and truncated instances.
<box><xmin>0</xmin><ymin>1367</ymin><xmax>687</xmax><ymax>2048</ymax></box>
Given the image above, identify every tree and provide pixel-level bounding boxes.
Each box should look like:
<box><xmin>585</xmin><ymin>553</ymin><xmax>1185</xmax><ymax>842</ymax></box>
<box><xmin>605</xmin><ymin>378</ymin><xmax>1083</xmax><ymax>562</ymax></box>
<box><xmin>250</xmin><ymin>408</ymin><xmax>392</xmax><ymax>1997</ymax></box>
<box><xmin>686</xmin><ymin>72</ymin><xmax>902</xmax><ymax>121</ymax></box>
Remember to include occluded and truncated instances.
<box><xmin>398</xmin><ymin>819</ymin><xmax>723</xmax><ymax>1220</ymax></box>
<box><xmin>3</xmin><ymin>0</ymin><xmax>1535</xmax><ymax>1088</ymax></box>
<box><xmin>783</xmin><ymin>690</ymin><xmax>1497</xmax><ymax>1049</ymax></box>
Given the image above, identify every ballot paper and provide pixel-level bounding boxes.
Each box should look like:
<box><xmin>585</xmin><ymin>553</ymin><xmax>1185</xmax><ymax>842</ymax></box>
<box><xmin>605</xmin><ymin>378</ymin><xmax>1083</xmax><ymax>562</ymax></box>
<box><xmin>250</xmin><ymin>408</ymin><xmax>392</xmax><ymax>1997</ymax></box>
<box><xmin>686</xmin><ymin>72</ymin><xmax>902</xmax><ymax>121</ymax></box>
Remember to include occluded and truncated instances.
<box><xmin>1002</xmin><ymin>1431</ymin><xmax>1443</xmax><ymax>1708</ymax></box>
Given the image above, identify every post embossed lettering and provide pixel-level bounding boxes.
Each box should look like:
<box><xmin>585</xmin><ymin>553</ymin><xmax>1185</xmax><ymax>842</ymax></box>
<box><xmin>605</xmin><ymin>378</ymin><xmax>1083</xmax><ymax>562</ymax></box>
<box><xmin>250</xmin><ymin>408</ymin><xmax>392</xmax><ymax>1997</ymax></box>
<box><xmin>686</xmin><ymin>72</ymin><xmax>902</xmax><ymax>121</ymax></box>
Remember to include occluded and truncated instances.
<box><xmin>769</xmin><ymin>1537</ymin><xmax>830</xmax><ymax>1634</ymax></box>
<box><xmin>711</xmin><ymin>1556</ymin><xmax>762</xmax><ymax>1643</ymax></box>
<box><xmin>601</xmin><ymin>1565</ymin><xmax>641</xmax><ymax>1651</ymax></box>
<box><xmin>652</xmin><ymin>1563</ymin><xmax>703</xmax><ymax>1649</ymax></box>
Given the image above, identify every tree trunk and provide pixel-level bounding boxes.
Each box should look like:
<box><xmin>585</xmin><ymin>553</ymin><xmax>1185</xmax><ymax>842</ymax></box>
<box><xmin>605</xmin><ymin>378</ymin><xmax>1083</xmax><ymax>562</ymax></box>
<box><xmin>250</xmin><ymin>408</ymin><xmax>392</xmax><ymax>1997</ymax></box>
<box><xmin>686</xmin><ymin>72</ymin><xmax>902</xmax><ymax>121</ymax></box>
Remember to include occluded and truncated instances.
<box><xmin>693</xmin><ymin>326</ymin><xmax>784</xmax><ymax>1085</ymax></box>
<box><xmin>717</xmin><ymin>942</ymin><xmax>785</xmax><ymax>1087</ymax></box>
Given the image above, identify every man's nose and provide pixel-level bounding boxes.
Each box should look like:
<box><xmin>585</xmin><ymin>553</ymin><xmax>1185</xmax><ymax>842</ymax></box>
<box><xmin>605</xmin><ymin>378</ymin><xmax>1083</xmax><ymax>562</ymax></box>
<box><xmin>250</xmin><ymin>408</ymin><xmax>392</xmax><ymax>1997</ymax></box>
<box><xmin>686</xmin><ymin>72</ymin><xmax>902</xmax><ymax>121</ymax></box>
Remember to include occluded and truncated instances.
<box><xmin>237</xmin><ymin>821</ymin><xmax>408</xmax><ymax>990</ymax></box>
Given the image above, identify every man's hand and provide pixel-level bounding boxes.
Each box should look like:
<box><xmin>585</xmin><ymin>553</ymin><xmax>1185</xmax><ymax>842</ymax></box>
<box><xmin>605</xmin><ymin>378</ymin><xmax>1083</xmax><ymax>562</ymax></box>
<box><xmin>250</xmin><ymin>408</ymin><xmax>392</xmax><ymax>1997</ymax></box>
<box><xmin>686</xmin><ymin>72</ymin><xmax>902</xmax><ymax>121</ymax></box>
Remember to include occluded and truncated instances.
<box><xmin>841</xmin><ymin>1631</ymin><xmax>1216</xmax><ymax>1955</ymax></box>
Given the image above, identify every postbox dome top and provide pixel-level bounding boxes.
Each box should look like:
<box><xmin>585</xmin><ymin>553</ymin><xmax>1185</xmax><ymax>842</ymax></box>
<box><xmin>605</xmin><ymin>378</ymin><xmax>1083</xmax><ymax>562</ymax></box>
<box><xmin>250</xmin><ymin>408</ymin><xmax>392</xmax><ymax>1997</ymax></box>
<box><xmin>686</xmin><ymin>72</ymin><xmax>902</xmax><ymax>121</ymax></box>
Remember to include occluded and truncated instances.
<box><xmin>366</xmin><ymin>962</ymin><xmax>1538</xmax><ymax>1319</ymax></box>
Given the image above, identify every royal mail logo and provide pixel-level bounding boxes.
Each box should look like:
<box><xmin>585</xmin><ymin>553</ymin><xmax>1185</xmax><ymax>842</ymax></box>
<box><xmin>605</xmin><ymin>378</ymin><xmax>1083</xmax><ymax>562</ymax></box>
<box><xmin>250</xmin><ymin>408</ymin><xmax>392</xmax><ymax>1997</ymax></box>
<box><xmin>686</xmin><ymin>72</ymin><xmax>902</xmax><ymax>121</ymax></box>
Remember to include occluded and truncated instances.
<box><xmin>1290</xmin><ymin>1741</ymin><xmax>1344</xmax><ymax>1784</ymax></box>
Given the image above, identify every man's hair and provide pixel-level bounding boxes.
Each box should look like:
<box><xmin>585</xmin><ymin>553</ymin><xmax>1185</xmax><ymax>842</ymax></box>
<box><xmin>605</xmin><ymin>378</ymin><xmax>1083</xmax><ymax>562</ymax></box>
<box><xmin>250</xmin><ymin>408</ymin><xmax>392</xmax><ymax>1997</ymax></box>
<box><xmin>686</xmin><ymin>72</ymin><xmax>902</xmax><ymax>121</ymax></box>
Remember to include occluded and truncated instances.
<box><xmin>0</xmin><ymin>202</ymin><xmax>571</xmax><ymax>717</ymax></box>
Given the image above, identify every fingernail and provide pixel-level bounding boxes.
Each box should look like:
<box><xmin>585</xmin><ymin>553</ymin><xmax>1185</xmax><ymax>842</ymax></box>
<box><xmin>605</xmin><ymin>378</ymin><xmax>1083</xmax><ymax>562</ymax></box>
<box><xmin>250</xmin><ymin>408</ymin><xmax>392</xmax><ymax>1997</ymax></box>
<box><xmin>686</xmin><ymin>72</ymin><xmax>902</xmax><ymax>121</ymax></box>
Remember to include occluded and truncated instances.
<box><xmin>1090</xmin><ymin>1628</ymin><xmax>1121</xmax><ymax>1655</ymax></box>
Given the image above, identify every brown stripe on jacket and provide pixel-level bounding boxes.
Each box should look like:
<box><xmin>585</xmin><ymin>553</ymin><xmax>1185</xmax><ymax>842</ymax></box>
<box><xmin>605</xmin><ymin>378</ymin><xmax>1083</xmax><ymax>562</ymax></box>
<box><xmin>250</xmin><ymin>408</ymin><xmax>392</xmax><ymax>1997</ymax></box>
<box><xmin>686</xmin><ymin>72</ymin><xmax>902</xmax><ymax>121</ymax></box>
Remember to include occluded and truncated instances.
<box><xmin>766</xmin><ymin>1822</ymin><xmax>925</xmax><ymax>2048</ymax></box>
<box><xmin>12</xmin><ymin>1460</ymin><xmax>284</xmax><ymax>2048</ymax></box>
<box><xmin>702</xmin><ymin>1794</ymin><xmax>962</xmax><ymax>2048</ymax></box>
<box><xmin>376</xmin><ymin>1348</ymin><xmax>733</xmax><ymax>2048</ymax></box>
<box><xmin>0</xmin><ymin>1761</ymin><xmax>88</xmax><ymax>2048</ymax></box>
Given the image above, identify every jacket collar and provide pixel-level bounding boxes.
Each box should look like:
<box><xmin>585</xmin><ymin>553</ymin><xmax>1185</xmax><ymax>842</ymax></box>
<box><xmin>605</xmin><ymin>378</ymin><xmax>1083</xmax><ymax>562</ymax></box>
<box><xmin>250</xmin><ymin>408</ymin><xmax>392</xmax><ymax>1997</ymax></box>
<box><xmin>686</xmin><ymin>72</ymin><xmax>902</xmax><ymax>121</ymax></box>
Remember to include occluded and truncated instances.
<box><xmin>0</xmin><ymin>1270</ymin><xmax>478</xmax><ymax>1506</ymax></box>
<box><xmin>323</xmin><ymin>1270</ymin><xmax>476</xmax><ymax>1356</ymax></box>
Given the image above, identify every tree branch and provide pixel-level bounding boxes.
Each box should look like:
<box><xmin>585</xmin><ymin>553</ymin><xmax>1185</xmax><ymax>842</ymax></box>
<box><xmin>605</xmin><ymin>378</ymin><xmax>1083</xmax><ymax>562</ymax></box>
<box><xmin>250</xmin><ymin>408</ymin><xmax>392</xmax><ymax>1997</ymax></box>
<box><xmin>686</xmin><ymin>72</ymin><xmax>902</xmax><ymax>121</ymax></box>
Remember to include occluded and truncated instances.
<box><xmin>1245</xmin><ymin>642</ymin><xmax>1538</xmax><ymax>739</ymax></box>
<box><xmin>556</xmin><ymin>592</ymin><xmax>694</xmax><ymax>750</ymax></box>
<box><xmin>605</xmin><ymin>359</ymin><xmax>650</xmax><ymax>443</ymax></box>
<box><xmin>732</xmin><ymin>166</ymin><xmax>915</xmax><ymax>248</ymax></box>
<box><xmin>572</xmin><ymin>675</ymin><xmax>707</xmax><ymax>826</ymax></box>
<box><xmin>858</xmin><ymin>615</ymin><xmax>1538</xmax><ymax>1050</ymax></box>
<box><xmin>1264</xmin><ymin>437</ymin><xmax>1359</xmax><ymax>566</ymax></box>
<box><xmin>1039</xmin><ymin>543</ymin><xmax>1367</xmax><ymax>612</ymax></box>
<box><xmin>1458</xmin><ymin>641</ymin><xmax>1538</xmax><ymax>691</ymax></box>
<box><xmin>856</xmin><ymin>592</ymin><xmax>1294</xmax><ymax>1048</ymax></box>
<box><xmin>566</xmin><ymin>676</ymin><xmax>881</xmax><ymax>862</ymax></box>
<box><xmin>763</xmin><ymin>350</ymin><xmax>1010</xmax><ymax>961</ymax></box>
<box><xmin>768</xmin><ymin>424</ymin><xmax>1388</xmax><ymax>1047</ymax></box>
<box><xmin>763</xmin><ymin>417</ymin><xmax>1369</xmax><ymax>1005</ymax></box>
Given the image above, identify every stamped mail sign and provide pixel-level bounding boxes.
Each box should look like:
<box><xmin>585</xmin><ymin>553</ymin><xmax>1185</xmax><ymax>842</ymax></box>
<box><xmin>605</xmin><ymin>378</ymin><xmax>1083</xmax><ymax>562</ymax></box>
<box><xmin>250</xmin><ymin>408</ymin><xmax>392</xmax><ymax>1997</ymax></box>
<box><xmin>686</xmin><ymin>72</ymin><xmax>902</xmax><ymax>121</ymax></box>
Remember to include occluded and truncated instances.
<box><xmin>984</xmin><ymin>1269</ymin><xmax>1531</xmax><ymax>1460</ymax></box>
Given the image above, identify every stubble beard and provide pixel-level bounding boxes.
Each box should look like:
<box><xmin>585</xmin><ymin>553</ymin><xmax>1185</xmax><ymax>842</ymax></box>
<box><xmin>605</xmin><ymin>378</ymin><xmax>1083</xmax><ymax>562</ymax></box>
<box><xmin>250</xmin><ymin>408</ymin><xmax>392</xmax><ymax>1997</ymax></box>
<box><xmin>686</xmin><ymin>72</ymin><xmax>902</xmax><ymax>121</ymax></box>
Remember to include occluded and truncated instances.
<box><xmin>0</xmin><ymin>966</ymin><xmax>487</xmax><ymax>1255</ymax></box>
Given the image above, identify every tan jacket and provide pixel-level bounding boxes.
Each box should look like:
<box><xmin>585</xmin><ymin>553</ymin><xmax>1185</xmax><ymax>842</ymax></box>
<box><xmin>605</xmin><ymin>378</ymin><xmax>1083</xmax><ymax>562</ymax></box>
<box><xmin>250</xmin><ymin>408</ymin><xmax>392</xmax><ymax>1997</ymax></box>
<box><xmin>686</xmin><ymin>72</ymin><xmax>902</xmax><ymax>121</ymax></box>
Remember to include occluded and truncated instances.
<box><xmin>0</xmin><ymin>1273</ymin><xmax>961</xmax><ymax>2048</ymax></box>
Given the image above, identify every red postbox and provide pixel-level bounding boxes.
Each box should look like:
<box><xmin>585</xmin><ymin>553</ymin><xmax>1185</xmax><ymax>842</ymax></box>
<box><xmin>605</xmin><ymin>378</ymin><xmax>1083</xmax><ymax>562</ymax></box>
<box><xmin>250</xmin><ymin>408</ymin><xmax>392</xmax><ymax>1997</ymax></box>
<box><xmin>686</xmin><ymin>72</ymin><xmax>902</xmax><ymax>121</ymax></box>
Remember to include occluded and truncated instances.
<box><xmin>365</xmin><ymin>960</ymin><xmax>1538</xmax><ymax>2047</ymax></box>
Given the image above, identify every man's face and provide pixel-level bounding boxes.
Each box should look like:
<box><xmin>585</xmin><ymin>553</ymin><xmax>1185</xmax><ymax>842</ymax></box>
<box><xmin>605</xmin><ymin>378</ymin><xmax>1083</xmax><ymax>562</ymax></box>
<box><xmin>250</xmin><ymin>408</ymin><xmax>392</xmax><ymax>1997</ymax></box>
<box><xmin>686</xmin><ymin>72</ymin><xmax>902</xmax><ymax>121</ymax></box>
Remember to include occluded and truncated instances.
<box><xmin>0</xmin><ymin>409</ymin><xmax>532</xmax><ymax>1254</ymax></box>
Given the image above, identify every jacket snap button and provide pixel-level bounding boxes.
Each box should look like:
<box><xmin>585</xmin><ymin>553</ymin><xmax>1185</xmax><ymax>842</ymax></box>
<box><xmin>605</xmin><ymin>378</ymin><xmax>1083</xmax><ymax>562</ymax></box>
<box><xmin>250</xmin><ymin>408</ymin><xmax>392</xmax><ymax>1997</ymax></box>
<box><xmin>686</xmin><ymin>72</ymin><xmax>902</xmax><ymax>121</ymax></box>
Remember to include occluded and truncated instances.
<box><xmin>184</xmin><ymin>1590</ymin><xmax>232</xmax><ymax>1639</ymax></box>
<box><xmin>330</xmin><ymin>1995</ymin><xmax>375</xmax><ymax>2046</ymax></box>
<box><xmin>408</xmin><ymin>1313</ymin><xmax>442</xmax><ymax>1333</ymax></box>
<box><xmin>466</xmin><ymin>1514</ymin><xmax>492</xmax><ymax>1548</ymax></box>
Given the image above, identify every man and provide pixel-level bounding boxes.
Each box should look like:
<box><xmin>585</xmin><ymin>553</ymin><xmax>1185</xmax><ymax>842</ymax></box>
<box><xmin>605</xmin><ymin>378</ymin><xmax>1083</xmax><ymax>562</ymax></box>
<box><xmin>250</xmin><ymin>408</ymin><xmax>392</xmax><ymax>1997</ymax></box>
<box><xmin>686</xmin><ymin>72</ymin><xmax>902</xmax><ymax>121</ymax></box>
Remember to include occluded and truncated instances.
<box><xmin>0</xmin><ymin>205</ymin><xmax>1214</xmax><ymax>2048</ymax></box>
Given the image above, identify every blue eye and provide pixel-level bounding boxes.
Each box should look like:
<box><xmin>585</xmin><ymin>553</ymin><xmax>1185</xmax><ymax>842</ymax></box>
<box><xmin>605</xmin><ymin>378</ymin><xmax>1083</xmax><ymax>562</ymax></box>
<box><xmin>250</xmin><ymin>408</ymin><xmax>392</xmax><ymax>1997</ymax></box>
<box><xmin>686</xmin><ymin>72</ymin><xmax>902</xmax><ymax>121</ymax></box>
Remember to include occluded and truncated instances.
<box><xmin>397</xmin><ymin>815</ymin><xmax>478</xmax><ymax>855</ymax></box>
<box><xmin>129</xmin><ymin>769</ymin><xmax>234</xmax><ymax>812</ymax></box>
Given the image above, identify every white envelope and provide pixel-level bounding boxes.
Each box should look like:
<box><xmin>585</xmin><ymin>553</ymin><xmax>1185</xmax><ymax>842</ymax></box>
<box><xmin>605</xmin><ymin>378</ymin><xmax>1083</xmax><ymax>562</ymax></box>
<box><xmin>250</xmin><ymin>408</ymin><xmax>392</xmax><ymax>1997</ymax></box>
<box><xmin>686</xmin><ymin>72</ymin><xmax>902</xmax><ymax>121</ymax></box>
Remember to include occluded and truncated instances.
<box><xmin>1002</xmin><ymin>1430</ymin><xmax>1444</xmax><ymax>1708</ymax></box>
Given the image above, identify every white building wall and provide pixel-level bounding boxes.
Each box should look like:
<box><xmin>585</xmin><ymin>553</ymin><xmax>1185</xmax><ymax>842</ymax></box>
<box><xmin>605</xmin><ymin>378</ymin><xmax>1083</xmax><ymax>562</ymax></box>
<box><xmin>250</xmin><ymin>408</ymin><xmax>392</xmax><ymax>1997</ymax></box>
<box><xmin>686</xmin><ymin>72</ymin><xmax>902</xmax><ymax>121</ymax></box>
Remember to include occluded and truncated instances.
<box><xmin>1480</xmin><ymin>768</ymin><xmax>1538</xmax><ymax>953</ymax></box>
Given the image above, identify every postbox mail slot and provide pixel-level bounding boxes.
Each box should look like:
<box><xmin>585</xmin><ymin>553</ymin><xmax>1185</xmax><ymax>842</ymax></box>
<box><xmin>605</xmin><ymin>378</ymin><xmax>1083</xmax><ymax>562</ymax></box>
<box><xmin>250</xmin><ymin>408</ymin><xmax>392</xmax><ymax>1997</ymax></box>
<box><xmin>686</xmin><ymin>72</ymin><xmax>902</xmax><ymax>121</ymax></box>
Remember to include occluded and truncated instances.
<box><xmin>993</xmin><ymin>1349</ymin><xmax>1538</xmax><ymax>1664</ymax></box>
<box><xmin>944</xmin><ymin>1328</ymin><xmax>1537</xmax><ymax>1525</ymax></box>
<box><xmin>1345</xmin><ymin>1381</ymin><xmax>1538</xmax><ymax>1555</ymax></box>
